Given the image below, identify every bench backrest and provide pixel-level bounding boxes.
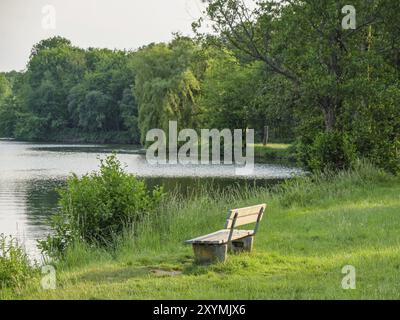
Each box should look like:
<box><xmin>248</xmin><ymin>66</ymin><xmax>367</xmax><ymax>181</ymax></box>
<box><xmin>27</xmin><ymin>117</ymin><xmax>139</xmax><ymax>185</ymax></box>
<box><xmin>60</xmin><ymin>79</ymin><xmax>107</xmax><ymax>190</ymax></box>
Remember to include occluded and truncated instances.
<box><xmin>225</xmin><ymin>204</ymin><xmax>266</xmax><ymax>232</ymax></box>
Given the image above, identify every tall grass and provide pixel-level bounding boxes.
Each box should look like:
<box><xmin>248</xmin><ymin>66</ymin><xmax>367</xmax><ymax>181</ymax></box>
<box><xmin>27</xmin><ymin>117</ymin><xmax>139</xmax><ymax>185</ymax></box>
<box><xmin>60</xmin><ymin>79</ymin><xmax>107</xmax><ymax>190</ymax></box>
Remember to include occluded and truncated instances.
<box><xmin>0</xmin><ymin>234</ymin><xmax>36</xmax><ymax>290</ymax></box>
<box><xmin>274</xmin><ymin>160</ymin><xmax>392</xmax><ymax>208</ymax></box>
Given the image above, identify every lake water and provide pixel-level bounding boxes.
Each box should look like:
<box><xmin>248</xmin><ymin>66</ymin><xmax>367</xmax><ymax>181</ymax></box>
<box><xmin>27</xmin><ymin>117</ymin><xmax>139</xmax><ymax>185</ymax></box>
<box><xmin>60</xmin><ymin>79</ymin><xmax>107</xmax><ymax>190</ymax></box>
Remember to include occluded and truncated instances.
<box><xmin>0</xmin><ymin>140</ymin><xmax>302</xmax><ymax>259</ymax></box>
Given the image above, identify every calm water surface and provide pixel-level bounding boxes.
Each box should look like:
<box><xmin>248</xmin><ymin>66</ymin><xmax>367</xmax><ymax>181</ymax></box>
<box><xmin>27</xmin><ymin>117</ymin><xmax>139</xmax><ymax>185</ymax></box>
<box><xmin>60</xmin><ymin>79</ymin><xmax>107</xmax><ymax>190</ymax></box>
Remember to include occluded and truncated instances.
<box><xmin>0</xmin><ymin>140</ymin><xmax>302</xmax><ymax>258</ymax></box>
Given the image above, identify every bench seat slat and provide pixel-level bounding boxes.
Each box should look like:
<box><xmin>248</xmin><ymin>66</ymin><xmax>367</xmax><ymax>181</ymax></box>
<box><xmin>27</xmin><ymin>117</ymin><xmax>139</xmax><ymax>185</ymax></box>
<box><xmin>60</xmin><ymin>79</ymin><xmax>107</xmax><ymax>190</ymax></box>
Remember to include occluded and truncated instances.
<box><xmin>185</xmin><ymin>229</ymin><xmax>254</xmax><ymax>245</ymax></box>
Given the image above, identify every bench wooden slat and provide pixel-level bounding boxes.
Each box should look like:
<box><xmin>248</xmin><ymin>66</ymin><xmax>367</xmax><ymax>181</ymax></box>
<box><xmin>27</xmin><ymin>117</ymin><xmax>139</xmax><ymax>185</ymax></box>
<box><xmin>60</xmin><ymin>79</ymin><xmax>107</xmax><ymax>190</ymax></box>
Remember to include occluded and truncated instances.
<box><xmin>226</xmin><ymin>213</ymin><xmax>259</xmax><ymax>228</ymax></box>
<box><xmin>226</xmin><ymin>204</ymin><xmax>266</xmax><ymax>220</ymax></box>
<box><xmin>185</xmin><ymin>229</ymin><xmax>254</xmax><ymax>245</ymax></box>
<box><xmin>225</xmin><ymin>204</ymin><xmax>266</xmax><ymax>228</ymax></box>
<box><xmin>187</xmin><ymin>229</ymin><xmax>227</xmax><ymax>244</ymax></box>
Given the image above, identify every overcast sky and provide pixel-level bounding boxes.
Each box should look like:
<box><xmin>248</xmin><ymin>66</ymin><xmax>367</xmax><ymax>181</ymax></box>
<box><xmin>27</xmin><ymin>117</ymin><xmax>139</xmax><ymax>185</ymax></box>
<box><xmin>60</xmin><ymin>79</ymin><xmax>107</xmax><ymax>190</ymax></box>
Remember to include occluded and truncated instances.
<box><xmin>0</xmin><ymin>0</ymin><xmax>211</xmax><ymax>72</ymax></box>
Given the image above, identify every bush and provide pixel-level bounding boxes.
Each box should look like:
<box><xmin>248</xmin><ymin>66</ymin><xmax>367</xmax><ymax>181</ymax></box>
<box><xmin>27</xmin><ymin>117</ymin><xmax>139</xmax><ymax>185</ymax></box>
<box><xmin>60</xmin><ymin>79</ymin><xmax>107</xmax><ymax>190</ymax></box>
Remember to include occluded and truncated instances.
<box><xmin>38</xmin><ymin>154</ymin><xmax>164</xmax><ymax>257</ymax></box>
<box><xmin>298</xmin><ymin>131</ymin><xmax>356</xmax><ymax>171</ymax></box>
<box><xmin>344</xmin><ymin>86</ymin><xmax>400</xmax><ymax>175</ymax></box>
<box><xmin>0</xmin><ymin>234</ymin><xmax>34</xmax><ymax>289</ymax></box>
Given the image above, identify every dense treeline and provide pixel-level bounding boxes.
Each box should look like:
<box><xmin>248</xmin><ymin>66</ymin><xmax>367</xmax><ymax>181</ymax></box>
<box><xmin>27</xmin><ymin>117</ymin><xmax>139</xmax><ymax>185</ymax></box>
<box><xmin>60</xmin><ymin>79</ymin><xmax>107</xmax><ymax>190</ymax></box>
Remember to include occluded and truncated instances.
<box><xmin>0</xmin><ymin>0</ymin><xmax>399</xmax><ymax>173</ymax></box>
<box><xmin>0</xmin><ymin>36</ymin><xmax>292</xmax><ymax>145</ymax></box>
<box><xmin>0</xmin><ymin>38</ymin><xmax>139</xmax><ymax>143</ymax></box>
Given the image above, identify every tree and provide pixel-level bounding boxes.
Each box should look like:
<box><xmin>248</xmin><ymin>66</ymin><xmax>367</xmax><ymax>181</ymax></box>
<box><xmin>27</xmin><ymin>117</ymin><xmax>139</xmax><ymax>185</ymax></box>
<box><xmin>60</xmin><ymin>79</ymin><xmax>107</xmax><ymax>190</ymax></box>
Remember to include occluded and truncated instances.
<box><xmin>24</xmin><ymin>39</ymin><xmax>86</xmax><ymax>134</ymax></box>
<box><xmin>200</xmin><ymin>49</ymin><xmax>254</xmax><ymax>130</ymax></box>
<box><xmin>30</xmin><ymin>36</ymin><xmax>72</xmax><ymax>58</ymax></box>
<box><xmin>12</xmin><ymin>38</ymin><xmax>138</xmax><ymax>142</ymax></box>
<box><xmin>0</xmin><ymin>97</ymin><xmax>18</xmax><ymax>137</ymax></box>
<box><xmin>78</xmin><ymin>49</ymin><xmax>136</xmax><ymax>132</ymax></box>
<box><xmin>199</xmin><ymin>0</ymin><xmax>400</xmax><ymax>171</ymax></box>
<box><xmin>0</xmin><ymin>74</ymin><xmax>11</xmax><ymax>103</ymax></box>
<box><xmin>120</xmin><ymin>88</ymin><xmax>140</xmax><ymax>144</ymax></box>
<box><xmin>133</xmin><ymin>38</ymin><xmax>202</xmax><ymax>144</ymax></box>
<box><xmin>198</xmin><ymin>0</ymin><xmax>382</xmax><ymax>131</ymax></box>
<box><xmin>78</xmin><ymin>90</ymin><xmax>111</xmax><ymax>132</ymax></box>
<box><xmin>0</xmin><ymin>74</ymin><xmax>19</xmax><ymax>137</ymax></box>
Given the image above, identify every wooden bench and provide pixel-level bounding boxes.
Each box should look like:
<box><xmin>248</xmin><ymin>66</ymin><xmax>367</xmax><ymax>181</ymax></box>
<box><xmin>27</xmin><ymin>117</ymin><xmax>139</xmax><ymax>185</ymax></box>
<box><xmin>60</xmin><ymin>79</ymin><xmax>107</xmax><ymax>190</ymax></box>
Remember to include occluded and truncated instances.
<box><xmin>185</xmin><ymin>204</ymin><xmax>266</xmax><ymax>263</ymax></box>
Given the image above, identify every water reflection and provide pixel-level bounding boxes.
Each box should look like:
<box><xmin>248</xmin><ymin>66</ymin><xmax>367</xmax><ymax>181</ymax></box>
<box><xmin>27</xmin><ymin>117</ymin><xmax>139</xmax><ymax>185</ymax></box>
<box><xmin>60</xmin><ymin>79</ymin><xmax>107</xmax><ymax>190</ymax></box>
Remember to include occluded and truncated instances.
<box><xmin>24</xmin><ymin>179</ymin><xmax>62</xmax><ymax>226</ymax></box>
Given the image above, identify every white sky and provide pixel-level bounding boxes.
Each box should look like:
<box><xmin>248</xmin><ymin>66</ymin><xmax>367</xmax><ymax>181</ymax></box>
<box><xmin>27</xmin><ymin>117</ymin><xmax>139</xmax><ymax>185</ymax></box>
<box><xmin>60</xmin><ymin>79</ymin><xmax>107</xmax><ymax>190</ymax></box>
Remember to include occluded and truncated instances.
<box><xmin>0</xmin><ymin>0</ymin><xmax>212</xmax><ymax>72</ymax></box>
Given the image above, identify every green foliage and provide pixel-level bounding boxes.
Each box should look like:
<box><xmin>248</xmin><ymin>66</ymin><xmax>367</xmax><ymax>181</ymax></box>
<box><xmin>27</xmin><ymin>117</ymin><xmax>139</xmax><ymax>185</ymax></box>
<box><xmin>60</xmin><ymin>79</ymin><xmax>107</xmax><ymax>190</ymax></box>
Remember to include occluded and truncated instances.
<box><xmin>13</xmin><ymin>113</ymin><xmax>47</xmax><ymax>141</ymax></box>
<box><xmin>0</xmin><ymin>97</ymin><xmax>18</xmax><ymax>137</ymax></box>
<box><xmin>133</xmin><ymin>38</ymin><xmax>202</xmax><ymax>143</ymax></box>
<box><xmin>30</xmin><ymin>36</ymin><xmax>72</xmax><ymax>58</ymax></box>
<box><xmin>78</xmin><ymin>90</ymin><xmax>111</xmax><ymax>131</ymax></box>
<box><xmin>304</xmin><ymin>131</ymin><xmax>356</xmax><ymax>171</ymax></box>
<box><xmin>120</xmin><ymin>88</ymin><xmax>140</xmax><ymax>144</ymax></box>
<box><xmin>0</xmin><ymin>234</ymin><xmax>34</xmax><ymax>289</ymax></box>
<box><xmin>38</xmin><ymin>155</ymin><xmax>164</xmax><ymax>256</ymax></box>
<box><xmin>200</xmin><ymin>0</ymin><xmax>400</xmax><ymax>172</ymax></box>
<box><xmin>344</xmin><ymin>83</ymin><xmax>400</xmax><ymax>174</ymax></box>
<box><xmin>0</xmin><ymin>74</ymin><xmax>11</xmax><ymax>103</ymax></box>
<box><xmin>8</xmin><ymin>37</ymin><xmax>138</xmax><ymax>143</ymax></box>
<box><xmin>26</xmin><ymin>41</ymin><xmax>86</xmax><ymax>128</ymax></box>
<box><xmin>200</xmin><ymin>50</ymin><xmax>254</xmax><ymax>130</ymax></box>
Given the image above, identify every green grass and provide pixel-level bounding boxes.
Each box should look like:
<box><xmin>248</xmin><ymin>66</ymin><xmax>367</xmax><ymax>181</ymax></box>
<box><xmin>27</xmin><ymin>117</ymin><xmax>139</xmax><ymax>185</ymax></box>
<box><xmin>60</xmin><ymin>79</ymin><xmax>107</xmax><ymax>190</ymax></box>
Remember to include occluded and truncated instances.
<box><xmin>4</xmin><ymin>162</ymin><xmax>400</xmax><ymax>300</ymax></box>
<box><xmin>253</xmin><ymin>143</ymin><xmax>292</xmax><ymax>149</ymax></box>
<box><xmin>253</xmin><ymin>143</ymin><xmax>296</xmax><ymax>163</ymax></box>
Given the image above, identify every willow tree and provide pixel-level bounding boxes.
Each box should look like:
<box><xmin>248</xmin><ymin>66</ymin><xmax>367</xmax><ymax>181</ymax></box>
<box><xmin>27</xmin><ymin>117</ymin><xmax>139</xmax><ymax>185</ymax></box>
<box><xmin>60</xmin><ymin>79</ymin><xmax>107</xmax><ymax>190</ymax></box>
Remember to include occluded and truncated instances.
<box><xmin>133</xmin><ymin>37</ymin><xmax>202</xmax><ymax>144</ymax></box>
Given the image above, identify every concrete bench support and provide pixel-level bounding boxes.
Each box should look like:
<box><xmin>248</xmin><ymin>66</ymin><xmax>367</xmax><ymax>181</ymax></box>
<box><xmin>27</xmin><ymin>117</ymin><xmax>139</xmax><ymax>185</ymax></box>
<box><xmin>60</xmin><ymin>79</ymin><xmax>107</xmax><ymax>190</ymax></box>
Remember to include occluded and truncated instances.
<box><xmin>232</xmin><ymin>236</ymin><xmax>254</xmax><ymax>253</ymax></box>
<box><xmin>192</xmin><ymin>243</ymin><xmax>228</xmax><ymax>264</ymax></box>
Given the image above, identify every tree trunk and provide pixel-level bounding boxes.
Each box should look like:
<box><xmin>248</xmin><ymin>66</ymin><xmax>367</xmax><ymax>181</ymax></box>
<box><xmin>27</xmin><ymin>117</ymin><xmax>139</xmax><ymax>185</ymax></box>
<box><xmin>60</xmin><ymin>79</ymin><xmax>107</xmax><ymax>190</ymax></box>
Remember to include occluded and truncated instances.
<box><xmin>263</xmin><ymin>125</ymin><xmax>269</xmax><ymax>146</ymax></box>
<box><xmin>320</xmin><ymin>96</ymin><xmax>338</xmax><ymax>132</ymax></box>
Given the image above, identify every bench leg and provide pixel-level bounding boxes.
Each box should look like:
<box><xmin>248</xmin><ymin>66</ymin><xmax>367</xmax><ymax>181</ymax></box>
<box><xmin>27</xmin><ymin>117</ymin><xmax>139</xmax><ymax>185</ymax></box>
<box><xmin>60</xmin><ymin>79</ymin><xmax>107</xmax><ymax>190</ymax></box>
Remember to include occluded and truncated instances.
<box><xmin>231</xmin><ymin>236</ymin><xmax>254</xmax><ymax>253</ymax></box>
<box><xmin>192</xmin><ymin>244</ymin><xmax>227</xmax><ymax>264</ymax></box>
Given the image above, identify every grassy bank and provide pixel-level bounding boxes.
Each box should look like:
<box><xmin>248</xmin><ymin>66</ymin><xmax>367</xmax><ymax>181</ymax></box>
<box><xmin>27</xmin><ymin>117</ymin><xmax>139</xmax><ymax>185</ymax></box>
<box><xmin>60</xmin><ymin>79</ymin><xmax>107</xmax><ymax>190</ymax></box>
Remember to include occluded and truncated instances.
<box><xmin>3</xmin><ymin>162</ymin><xmax>400</xmax><ymax>299</ymax></box>
<box><xmin>254</xmin><ymin>143</ymin><xmax>296</xmax><ymax>163</ymax></box>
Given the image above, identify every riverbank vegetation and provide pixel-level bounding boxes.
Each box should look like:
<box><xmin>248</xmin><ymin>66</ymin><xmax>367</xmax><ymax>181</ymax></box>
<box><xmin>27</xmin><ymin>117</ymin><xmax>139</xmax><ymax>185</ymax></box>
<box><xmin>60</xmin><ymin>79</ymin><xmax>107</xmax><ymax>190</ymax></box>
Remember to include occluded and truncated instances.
<box><xmin>254</xmin><ymin>143</ymin><xmax>296</xmax><ymax>163</ymax></box>
<box><xmin>1</xmin><ymin>159</ymin><xmax>399</xmax><ymax>299</ymax></box>
<box><xmin>0</xmin><ymin>235</ymin><xmax>36</xmax><ymax>291</ymax></box>
<box><xmin>38</xmin><ymin>155</ymin><xmax>164</xmax><ymax>257</ymax></box>
<box><xmin>1</xmin><ymin>0</ymin><xmax>399</xmax><ymax>172</ymax></box>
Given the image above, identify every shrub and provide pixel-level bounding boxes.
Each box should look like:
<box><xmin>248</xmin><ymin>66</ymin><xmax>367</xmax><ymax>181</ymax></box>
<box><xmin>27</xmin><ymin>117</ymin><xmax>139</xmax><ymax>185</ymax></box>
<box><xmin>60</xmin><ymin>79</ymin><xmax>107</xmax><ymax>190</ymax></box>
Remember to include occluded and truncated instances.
<box><xmin>345</xmin><ymin>86</ymin><xmax>400</xmax><ymax>175</ymax></box>
<box><xmin>298</xmin><ymin>131</ymin><xmax>357</xmax><ymax>171</ymax></box>
<box><xmin>0</xmin><ymin>234</ymin><xmax>34</xmax><ymax>289</ymax></box>
<box><xmin>38</xmin><ymin>154</ymin><xmax>164</xmax><ymax>257</ymax></box>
